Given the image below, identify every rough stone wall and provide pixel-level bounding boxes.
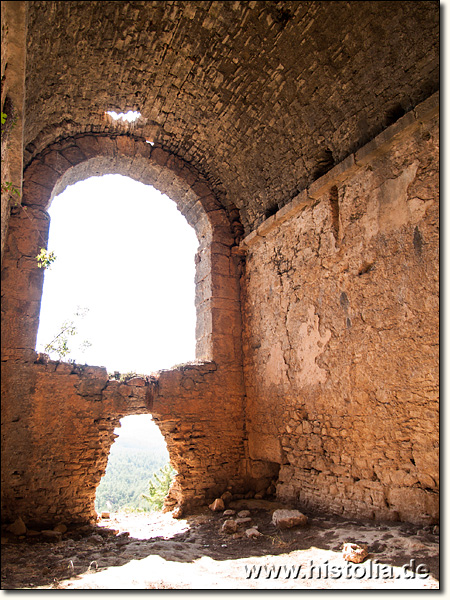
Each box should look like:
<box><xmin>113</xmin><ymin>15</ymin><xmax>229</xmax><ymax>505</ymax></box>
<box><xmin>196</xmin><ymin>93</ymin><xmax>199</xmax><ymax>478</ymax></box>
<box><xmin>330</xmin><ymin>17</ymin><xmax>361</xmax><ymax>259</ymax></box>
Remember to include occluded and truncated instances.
<box><xmin>153</xmin><ymin>362</ymin><xmax>248</xmax><ymax>508</ymax></box>
<box><xmin>1</xmin><ymin>353</ymin><xmax>247</xmax><ymax>527</ymax></box>
<box><xmin>1</xmin><ymin>98</ymin><xmax>439</xmax><ymax>527</ymax></box>
<box><xmin>0</xmin><ymin>2</ymin><xmax>440</xmax><ymax>528</ymax></box>
<box><xmin>241</xmin><ymin>94</ymin><xmax>439</xmax><ymax>525</ymax></box>
<box><xmin>1</xmin><ymin>352</ymin><xmax>248</xmax><ymax>527</ymax></box>
<box><xmin>1</xmin><ymin>1</ymin><xmax>27</xmax><ymax>263</ymax></box>
<box><xmin>1</xmin><ymin>357</ymin><xmax>154</xmax><ymax>527</ymax></box>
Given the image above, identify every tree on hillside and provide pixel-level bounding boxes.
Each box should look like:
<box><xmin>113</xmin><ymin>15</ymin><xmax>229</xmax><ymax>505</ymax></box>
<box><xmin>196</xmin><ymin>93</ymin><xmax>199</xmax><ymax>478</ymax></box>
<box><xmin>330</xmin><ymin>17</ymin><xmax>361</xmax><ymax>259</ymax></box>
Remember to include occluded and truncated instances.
<box><xmin>141</xmin><ymin>464</ymin><xmax>176</xmax><ymax>511</ymax></box>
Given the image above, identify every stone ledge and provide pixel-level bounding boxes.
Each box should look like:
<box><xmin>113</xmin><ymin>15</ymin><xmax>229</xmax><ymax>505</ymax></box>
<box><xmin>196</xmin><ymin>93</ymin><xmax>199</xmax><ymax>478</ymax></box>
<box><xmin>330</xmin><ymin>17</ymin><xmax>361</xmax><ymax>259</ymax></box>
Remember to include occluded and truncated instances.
<box><xmin>158</xmin><ymin>360</ymin><xmax>217</xmax><ymax>375</ymax></box>
<box><xmin>354</xmin><ymin>110</ymin><xmax>417</xmax><ymax>166</ymax></box>
<box><xmin>307</xmin><ymin>154</ymin><xmax>357</xmax><ymax>200</ymax></box>
<box><xmin>240</xmin><ymin>91</ymin><xmax>439</xmax><ymax>249</ymax></box>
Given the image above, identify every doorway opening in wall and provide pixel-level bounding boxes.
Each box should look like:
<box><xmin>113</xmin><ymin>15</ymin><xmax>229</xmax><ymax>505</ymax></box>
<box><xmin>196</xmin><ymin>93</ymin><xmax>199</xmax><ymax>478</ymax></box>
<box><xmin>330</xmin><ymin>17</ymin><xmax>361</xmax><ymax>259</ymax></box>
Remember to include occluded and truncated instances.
<box><xmin>95</xmin><ymin>414</ymin><xmax>176</xmax><ymax>515</ymax></box>
<box><xmin>35</xmin><ymin>174</ymin><xmax>198</xmax><ymax>513</ymax></box>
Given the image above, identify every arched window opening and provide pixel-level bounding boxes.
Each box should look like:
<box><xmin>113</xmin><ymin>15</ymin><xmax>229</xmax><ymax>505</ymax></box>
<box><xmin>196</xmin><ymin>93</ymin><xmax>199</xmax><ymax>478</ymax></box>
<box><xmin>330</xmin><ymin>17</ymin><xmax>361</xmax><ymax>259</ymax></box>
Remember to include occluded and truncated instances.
<box><xmin>95</xmin><ymin>415</ymin><xmax>174</xmax><ymax>515</ymax></box>
<box><xmin>35</xmin><ymin>174</ymin><xmax>199</xmax><ymax>374</ymax></box>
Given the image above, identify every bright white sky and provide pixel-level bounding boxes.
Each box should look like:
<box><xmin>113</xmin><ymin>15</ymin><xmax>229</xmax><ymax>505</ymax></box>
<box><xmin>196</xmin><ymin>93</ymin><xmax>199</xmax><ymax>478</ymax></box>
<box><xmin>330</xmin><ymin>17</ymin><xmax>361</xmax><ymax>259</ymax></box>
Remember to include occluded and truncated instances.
<box><xmin>36</xmin><ymin>174</ymin><xmax>199</xmax><ymax>375</ymax></box>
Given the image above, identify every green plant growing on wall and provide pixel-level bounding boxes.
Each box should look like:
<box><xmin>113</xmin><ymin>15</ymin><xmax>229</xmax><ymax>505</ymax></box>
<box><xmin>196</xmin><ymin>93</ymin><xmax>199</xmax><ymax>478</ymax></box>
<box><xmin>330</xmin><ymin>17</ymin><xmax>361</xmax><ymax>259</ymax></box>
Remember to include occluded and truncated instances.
<box><xmin>1</xmin><ymin>179</ymin><xmax>21</xmax><ymax>202</ymax></box>
<box><xmin>141</xmin><ymin>463</ymin><xmax>176</xmax><ymax>511</ymax></box>
<box><xmin>36</xmin><ymin>248</ymin><xmax>57</xmax><ymax>269</ymax></box>
<box><xmin>43</xmin><ymin>306</ymin><xmax>92</xmax><ymax>361</ymax></box>
<box><xmin>1</xmin><ymin>98</ymin><xmax>17</xmax><ymax>134</ymax></box>
<box><xmin>1</xmin><ymin>179</ymin><xmax>19</xmax><ymax>194</ymax></box>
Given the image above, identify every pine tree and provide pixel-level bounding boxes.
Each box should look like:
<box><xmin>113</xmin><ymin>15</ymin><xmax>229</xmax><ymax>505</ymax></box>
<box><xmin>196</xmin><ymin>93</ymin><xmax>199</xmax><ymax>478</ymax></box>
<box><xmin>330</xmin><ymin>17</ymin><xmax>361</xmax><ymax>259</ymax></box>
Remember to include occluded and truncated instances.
<box><xmin>141</xmin><ymin>464</ymin><xmax>176</xmax><ymax>511</ymax></box>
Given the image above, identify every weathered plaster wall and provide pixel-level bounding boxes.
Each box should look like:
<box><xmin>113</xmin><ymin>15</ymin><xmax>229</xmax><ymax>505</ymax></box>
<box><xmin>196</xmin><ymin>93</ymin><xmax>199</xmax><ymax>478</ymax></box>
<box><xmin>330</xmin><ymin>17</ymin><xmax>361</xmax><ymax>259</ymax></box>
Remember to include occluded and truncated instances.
<box><xmin>1</xmin><ymin>96</ymin><xmax>439</xmax><ymax>527</ymax></box>
<box><xmin>242</xmin><ymin>94</ymin><xmax>439</xmax><ymax>524</ymax></box>
<box><xmin>0</xmin><ymin>2</ymin><xmax>440</xmax><ymax>528</ymax></box>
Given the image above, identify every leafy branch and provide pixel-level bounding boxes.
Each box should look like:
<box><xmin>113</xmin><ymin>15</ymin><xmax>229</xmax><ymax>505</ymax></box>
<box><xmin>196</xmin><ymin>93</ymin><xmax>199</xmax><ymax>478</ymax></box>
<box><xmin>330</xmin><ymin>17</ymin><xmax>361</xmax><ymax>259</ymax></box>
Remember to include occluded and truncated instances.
<box><xmin>43</xmin><ymin>307</ymin><xmax>92</xmax><ymax>361</ymax></box>
<box><xmin>1</xmin><ymin>180</ymin><xmax>20</xmax><ymax>197</ymax></box>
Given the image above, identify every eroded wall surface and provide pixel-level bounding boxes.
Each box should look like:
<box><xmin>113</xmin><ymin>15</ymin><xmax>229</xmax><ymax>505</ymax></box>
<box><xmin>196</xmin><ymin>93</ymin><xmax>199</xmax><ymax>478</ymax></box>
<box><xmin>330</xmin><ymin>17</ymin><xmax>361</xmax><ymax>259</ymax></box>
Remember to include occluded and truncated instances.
<box><xmin>242</xmin><ymin>94</ymin><xmax>439</xmax><ymax>524</ymax></box>
<box><xmin>1</xmin><ymin>96</ymin><xmax>439</xmax><ymax>527</ymax></box>
<box><xmin>1</xmin><ymin>94</ymin><xmax>439</xmax><ymax>527</ymax></box>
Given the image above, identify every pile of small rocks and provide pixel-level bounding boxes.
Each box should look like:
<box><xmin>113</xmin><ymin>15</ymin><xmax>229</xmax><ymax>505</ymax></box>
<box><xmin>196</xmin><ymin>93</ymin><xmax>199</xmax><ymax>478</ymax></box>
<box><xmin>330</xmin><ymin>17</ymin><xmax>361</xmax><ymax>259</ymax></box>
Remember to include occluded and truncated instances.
<box><xmin>209</xmin><ymin>496</ymin><xmax>309</xmax><ymax>541</ymax></box>
<box><xmin>3</xmin><ymin>517</ymin><xmax>69</xmax><ymax>543</ymax></box>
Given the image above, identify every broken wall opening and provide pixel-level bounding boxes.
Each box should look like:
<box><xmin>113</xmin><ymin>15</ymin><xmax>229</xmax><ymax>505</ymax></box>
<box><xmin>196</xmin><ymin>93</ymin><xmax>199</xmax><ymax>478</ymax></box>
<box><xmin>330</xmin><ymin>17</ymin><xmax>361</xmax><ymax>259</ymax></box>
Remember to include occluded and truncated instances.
<box><xmin>95</xmin><ymin>414</ymin><xmax>174</xmax><ymax>515</ymax></box>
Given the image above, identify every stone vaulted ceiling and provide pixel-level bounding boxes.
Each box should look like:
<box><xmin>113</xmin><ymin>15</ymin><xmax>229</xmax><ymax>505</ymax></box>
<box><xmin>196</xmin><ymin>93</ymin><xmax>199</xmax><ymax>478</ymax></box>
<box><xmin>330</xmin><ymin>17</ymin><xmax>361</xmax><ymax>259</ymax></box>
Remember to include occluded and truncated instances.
<box><xmin>24</xmin><ymin>0</ymin><xmax>439</xmax><ymax>233</ymax></box>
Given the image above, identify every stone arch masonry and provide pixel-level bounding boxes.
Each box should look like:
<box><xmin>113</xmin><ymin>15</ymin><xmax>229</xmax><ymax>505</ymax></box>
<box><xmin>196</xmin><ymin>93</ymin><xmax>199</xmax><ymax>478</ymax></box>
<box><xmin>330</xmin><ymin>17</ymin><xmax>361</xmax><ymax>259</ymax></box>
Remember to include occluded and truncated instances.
<box><xmin>1</xmin><ymin>132</ymin><xmax>248</xmax><ymax>526</ymax></box>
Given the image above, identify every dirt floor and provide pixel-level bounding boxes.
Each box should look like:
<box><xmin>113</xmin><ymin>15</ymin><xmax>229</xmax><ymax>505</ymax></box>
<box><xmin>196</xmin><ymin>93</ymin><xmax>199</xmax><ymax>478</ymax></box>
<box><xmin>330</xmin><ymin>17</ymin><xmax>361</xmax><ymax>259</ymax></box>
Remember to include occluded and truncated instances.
<box><xmin>1</xmin><ymin>499</ymin><xmax>439</xmax><ymax>590</ymax></box>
